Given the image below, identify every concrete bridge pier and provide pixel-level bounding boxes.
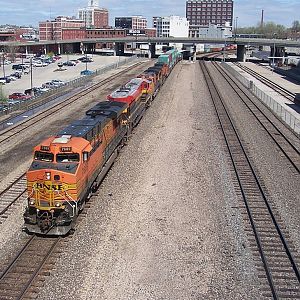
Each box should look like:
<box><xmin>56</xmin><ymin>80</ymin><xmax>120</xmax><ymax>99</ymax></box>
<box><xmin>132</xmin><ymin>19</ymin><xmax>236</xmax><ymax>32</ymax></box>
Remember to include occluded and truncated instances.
<box><xmin>114</xmin><ymin>42</ymin><xmax>125</xmax><ymax>56</ymax></box>
<box><xmin>237</xmin><ymin>44</ymin><xmax>246</xmax><ymax>62</ymax></box>
<box><xmin>148</xmin><ymin>43</ymin><xmax>156</xmax><ymax>58</ymax></box>
<box><xmin>80</xmin><ymin>42</ymin><xmax>84</xmax><ymax>55</ymax></box>
<box><xmin>270</xmin><ymin>45</ymin><xmax>286</xmax><ymax>65</ymax></box>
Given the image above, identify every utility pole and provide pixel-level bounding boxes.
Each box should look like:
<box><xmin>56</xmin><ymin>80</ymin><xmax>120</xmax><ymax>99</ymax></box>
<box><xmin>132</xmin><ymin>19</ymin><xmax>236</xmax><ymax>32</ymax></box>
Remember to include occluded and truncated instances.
<box><xmin>2</xmin><ymin>52</ymin><xmax>5</xmax><ymax>78</ymax></box>
<box><xmin>30</xmin><ymin>57</ymin><xmax>33</xmax><ymax>90</ymax></box>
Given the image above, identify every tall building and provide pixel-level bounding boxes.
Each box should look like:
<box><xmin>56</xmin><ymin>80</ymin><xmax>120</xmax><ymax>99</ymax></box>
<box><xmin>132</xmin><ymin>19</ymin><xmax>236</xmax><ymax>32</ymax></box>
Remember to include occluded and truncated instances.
<box><xmin>155</xmin><ymin>16</ymin><xmax>189</xmax><ymax>38</ymax></box>
<box><xmin>186</xmin><ymin>0</ymin><xmax>233</xmax><ymax>26</ymax></box>
<box><xmin>78</xmin><ymin>0</ymin><xmax>109</xmax><ymax>28</ymax></box>
<box><xmin>115</xmin><ymin>16</ymin><xmax>147</xmax><ymax>30</ymax></box>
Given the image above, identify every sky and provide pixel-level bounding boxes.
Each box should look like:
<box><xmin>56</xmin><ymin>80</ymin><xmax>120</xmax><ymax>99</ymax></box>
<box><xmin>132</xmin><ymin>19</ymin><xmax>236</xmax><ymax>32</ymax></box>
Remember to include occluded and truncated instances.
<box><xmin>0</xmin><ymin>0</ymin><xmax>299</xmax><ymax>28</ymax></box>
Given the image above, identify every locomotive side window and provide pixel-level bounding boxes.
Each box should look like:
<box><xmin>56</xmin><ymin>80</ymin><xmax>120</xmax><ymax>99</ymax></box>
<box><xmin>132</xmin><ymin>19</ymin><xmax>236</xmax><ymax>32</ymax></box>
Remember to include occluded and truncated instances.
<box><xmin>83</xmin><ymin>152</ymin><xmax>89</xmax><ymax>162</ymax></box>
<box><xmin>34</xmin><ymin>151</ymin><xmax>54</xmax><ymax>162</ymax></box>
<box><xmin>56</xmin><ymin>153</ymin><xmax>79</xmax><ymax>163</ymax></box>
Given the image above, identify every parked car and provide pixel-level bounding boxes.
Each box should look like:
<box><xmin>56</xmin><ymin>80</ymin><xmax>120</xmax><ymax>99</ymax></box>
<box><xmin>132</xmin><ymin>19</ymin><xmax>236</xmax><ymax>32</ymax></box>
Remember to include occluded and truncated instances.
<box><xmin>42</xmin><ymin>82</ymin><xmax>57</xmax><ymax>89</ymax></box>
<box><xmin>81</xmin><ymin>57</ymin><xmax>93</xmax><ymax>63</ymax></box>
<box><xmin>9</xmin><ymin>92</ymin><xmax>31</xmax><ymax>100</ymax></box>
<box><xmin>33</xmin><ymin>61</ymin><xmax>47</xmax><ymax>67</ymax></box>
<box><xmin>51</xmin><ymin>79</ymin><xmax>65</xmax><ymax>86</ymax></box>
<box><xmin>63</xmin><ymin>61</ymin><xmax>76</xmax><ymax>66</ymax></box>
<box><xmin>12</xmin><ymin>64</ymin><xmax>29</xmax><ymax>74</ymax></box>
<box><xmin>80</xmin><ymin>70</ymin><xmax>94</xmax><ymax>76</ymax></box>
<box><xmin>70</xmin><ymin>59</ymin><xmax>80</xmax><ymax>64</ymax></box>
<box><xmin>6</xmin><ymin>75</ymin><xmax>17</xmax><ymax>81</ymax></box>
<box><xmin>10</xmin><ymin>72</ymin><xmax>22</xmax><ymax>79</ymax></box>
<box><xmin>4</xmin><ymin>60</ymin><xmax>11</xmax><ymax>65</ymax></box>
<box><xmin>31</xmin><ymin>87</ymin><xmax>50</xmax><ymax>95</ymax></box>
<box><xmin>0</xmin><ymin>78</ymin><xmax>6</xmax><ymax>84</ymax></box>
<box><xmin>0</xmin><ymin>77</ymin><xmax>11</xmax><ymax>83</ymax></box>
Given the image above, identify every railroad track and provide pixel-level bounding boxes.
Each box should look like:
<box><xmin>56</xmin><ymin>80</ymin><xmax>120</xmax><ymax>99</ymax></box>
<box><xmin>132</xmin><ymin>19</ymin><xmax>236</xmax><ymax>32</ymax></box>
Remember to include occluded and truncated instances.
<box><xmin>213</xmin><ymin>62</ymin><xmax>300</xmax><ymax>173</ymax></box>
<box><xmin>0</xmin><ymin>235</ymin><xmax>60</xmax><ymax>300</ymax></box>
<box><xmin>0</xmin><ymin>173</ymin><xmax>27</xmax><ymax>224</ymax></box>
<box><xmin>200</xmin><ymin>60</ymin><xmax>300</xmax><ymax>299</ymax></box>
<box><xmin>233</xmin><ymin>62</ymin><xmax>296</xmax><ymax>102</ymax></box>
<box><xmin>0</xmin><ymin>61</ymin><xmax>146</xmax><ymax>146</ymax></box>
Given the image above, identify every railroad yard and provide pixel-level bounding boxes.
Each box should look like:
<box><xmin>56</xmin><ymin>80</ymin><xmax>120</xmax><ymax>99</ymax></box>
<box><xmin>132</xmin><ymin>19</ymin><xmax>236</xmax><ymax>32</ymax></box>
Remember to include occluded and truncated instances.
<box><xmin>0</xmin><ymin>56</ymin><xmax>299</xmax><ymax>299</ymax></box>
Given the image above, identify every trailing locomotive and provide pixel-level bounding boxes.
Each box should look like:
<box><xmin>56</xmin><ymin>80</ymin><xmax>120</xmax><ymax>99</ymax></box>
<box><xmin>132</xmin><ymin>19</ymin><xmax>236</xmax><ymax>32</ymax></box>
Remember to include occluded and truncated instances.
<box><xmin>24</xmin><ymin>51</ymin><xmax>182</xmax><ymax>235</ymax></box>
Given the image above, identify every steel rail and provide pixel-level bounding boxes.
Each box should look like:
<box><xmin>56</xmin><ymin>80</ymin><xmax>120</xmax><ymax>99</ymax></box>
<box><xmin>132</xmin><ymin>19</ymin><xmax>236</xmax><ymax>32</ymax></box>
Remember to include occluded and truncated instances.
<box><xmin>215</xmin><ymin>62</ymin><xmax>300</xmax><ymax>173</ymax></box>
<box><xmin>200</xmin><ymin>60</ymin><xmax>300</xmax><ymax>299</ymax></box>
<box><xmin>233</xmin><ymin>62</ymin><xmax>296</xmax><ymax>102</ymax></box>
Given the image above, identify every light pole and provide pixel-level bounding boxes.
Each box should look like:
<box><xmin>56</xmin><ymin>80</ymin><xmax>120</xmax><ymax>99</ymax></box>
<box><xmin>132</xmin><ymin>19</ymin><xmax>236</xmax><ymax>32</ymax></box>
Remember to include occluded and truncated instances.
<box><xmin>272</xmin><ymin>33</ymin><xmax>277</xmax><ymax>71</ymax></box>
<box><xmin>30</xmin><ymin>57</ymin><xmax>33</xmax><ymax>90</ymax></box>
<box><xmin>235</xmin><ymin>17</ymin><xmax>238</xmax><ymax>37</ymax></box>
<box><xmin>2</xmin><ymin>52</ymin><xmax>5</xmax><ymax>78</ymax></box>
<box><xmin>223</xmin><ymin>34</ymin><xmax>227</xmax><ymax>62</ymax></box>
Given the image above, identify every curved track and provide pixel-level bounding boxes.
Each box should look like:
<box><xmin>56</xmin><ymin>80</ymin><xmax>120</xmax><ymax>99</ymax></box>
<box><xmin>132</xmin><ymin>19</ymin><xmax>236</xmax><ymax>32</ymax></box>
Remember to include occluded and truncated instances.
<box><xmin>200</xmin><ymin>60</ymin><xmax>300</xmax><ymax>299</ymax></box>
<box><xmin>213</xmin><ymin>61</ymin><xmax>300</xmax><ymax>173</ymax></box>
<box><xmin>233</xmin><ymin>62</ymin><xmax>296</xmax><ymax>102</ymax></box>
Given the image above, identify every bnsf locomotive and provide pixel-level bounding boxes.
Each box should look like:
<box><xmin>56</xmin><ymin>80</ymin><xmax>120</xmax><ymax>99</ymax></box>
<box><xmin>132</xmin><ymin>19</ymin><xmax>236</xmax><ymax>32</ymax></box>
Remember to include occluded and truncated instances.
<box><xmin>24</xmin><ymin>49</ymin><xmax>182</xmax><ymax>235</ymax></box>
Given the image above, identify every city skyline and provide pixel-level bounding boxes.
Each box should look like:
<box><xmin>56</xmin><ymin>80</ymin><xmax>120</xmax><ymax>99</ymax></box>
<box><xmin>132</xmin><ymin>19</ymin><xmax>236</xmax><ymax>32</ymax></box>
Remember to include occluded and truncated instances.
<box><xmin>0</xmin><ymin>0</ymin><xmax>299</xmax><ymax>28</ymax></box>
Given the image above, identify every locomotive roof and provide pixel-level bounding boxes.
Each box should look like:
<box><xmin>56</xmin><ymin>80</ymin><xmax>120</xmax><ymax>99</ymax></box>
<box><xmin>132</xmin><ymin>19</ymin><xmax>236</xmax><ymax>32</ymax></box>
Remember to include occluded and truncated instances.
<box><xmin>58</xmin><ymin>122</ymin><xmax>95</xmax><ymax>138</ymax></box>
<box><xmin>109</xmin><ymin>78</ymin><xmax>144</xmax><ymax>98</ymax></box>
<box><xmin>86</xmin><ymin>101</ymin><xmax>127</xmax><ymax>119</ymax></box>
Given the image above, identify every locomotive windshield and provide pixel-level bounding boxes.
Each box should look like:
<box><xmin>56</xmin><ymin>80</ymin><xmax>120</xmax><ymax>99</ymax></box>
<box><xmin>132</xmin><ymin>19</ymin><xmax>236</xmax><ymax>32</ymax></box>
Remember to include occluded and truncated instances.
<box><xmin>34</xmin><ymin>151</ymin><xmax>54</xmax><ymax>162</ymax></box>
<box><xmin>56</xmin><ymin>153</ymin><xmax>80</xmax><ymax>163</ymax></box>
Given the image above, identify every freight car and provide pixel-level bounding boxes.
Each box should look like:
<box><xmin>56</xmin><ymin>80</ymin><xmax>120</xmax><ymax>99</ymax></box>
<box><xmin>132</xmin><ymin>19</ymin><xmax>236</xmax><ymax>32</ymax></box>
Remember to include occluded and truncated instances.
<box><xmin>23</xmin><ymin>54</ymin><xmax>181</xmax><ymax>235</ymax></box>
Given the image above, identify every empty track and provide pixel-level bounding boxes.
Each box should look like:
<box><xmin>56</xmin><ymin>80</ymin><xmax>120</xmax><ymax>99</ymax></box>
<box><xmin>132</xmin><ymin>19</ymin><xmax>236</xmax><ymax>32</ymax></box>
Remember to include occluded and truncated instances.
<box><xmin>233</xmin><ymin>62</ymin><xmax>296</xmax><ymax>103</ymax></box>
<box><xmin>200</xmin><ymin>60</ymin><xmax>300</xmax><ymax>299</ymax></box>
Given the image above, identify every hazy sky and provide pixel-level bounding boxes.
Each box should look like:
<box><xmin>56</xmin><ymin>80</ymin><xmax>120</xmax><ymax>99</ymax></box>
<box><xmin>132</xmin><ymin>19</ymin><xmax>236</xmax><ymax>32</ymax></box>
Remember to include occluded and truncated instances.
<box><xmin>0</xmin><ymin>0</ymin><xmax>298</xmax><ymax>28</ymax></box>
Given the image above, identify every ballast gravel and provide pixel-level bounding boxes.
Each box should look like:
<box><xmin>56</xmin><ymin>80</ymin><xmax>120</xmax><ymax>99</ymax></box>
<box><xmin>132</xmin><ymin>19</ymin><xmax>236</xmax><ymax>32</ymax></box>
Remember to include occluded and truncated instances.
<box><xmin>207</xmin><ymin>62</ymin><xmax>300</xmax><ymax>259</ymax></box>
<box><xmin>35</xmin><ymin>61</ymin><xmax>262</xmax><ymax>300</ymax></box>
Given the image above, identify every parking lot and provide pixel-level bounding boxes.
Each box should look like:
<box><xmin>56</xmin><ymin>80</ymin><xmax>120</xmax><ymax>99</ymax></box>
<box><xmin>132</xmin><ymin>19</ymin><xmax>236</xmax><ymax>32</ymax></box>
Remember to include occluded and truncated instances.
<box><xmin>0</xmin><ymin>54</ymin><xmax>126</xmax><ymax>96</ymax></box>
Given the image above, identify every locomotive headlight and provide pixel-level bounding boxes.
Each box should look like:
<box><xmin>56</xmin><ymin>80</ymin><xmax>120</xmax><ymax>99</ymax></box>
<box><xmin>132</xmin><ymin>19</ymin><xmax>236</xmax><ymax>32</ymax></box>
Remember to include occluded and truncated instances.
<box><xmin>55</xmin><ymin>202</ymin><xmax>61</xmax><ymax>207</ymax></box>
<box><xmin>29</xmin><ymin>199</ymin><xmax>35</xmax><ymax>206</ymax></box>
<box><xmin>46</xmin><ymin>172</ymin><xmax>51</xmax><ymax>180</ymax></box>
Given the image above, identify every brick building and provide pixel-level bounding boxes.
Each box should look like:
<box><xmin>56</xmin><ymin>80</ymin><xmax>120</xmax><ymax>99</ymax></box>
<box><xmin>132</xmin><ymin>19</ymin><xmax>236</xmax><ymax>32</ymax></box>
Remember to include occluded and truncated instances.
<box><xmin>186</xmin><ymin>0</ymin><xmax>233</xmax><ymax>26</ymax></box>
<box><xmin>78</xmin><ymin>0</ymin><xmax>109</xmax><ymax>28</ymax></box>
<box><xmin>39</xmin><ymin>16</ymin><xmax>85</xmax><ymax>41</ymax></box>
<box><xmin>115</xmin><ymin>16</ymin><xmax>147</xmax><ymax>30</ymax></box>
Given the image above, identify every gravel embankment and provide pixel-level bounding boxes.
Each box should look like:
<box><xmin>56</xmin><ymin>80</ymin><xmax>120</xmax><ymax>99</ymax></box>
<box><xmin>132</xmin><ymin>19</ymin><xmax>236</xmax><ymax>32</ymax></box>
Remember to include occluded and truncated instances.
<box><xmin>207</xmin><ymin>61</ymin><xmax>300</xmax><ymax>257</ymax></box>
<box><xmin>35</xmin><ymin>61</ymin><xmax>262</xmax><ymax>300</ymax></box>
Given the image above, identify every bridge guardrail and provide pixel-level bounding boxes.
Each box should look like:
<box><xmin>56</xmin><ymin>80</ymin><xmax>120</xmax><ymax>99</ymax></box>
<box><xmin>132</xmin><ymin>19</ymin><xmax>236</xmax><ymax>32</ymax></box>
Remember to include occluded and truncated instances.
<box><xmin>0</xmin><ymin>55</ymin><xmax>138</xmax><ymax>118</ymax></box>
<box><xmin>221</xmin><ymin>62</ymin><xmax>300</xmax><ymax>134</ymax></box>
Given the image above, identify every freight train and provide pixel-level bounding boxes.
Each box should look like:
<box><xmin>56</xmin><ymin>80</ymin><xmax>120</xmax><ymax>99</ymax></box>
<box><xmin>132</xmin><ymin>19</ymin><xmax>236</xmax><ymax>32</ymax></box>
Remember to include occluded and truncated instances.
<box><xmin>24</xmin><ymin>50</ymin><xmax>182</xmax><ymax>235</ymax></box>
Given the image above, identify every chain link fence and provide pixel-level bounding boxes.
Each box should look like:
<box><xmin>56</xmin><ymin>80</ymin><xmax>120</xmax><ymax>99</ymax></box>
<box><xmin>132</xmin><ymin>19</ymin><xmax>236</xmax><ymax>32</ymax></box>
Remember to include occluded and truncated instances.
<box><xmin>0</xmin><ymin>55</ymin><xmax>138</xmax><ymax>118</ymax></box>
<box><xmin>221</xmin><ymin>62</ymin><xmax>300</xmax><ymax>134</ymax></box>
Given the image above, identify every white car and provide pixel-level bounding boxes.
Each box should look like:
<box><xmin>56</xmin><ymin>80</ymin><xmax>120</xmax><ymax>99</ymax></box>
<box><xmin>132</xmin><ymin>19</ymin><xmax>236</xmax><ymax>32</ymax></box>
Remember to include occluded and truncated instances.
<box><xmin>6</xmin><ymin>75</ymin><xmax>17</xmax><ymax>81</ymax></box>
<box><xmin>51</xmin><ymin>79</ymin><xmax>65</xmax><ymax>86</ymax></box>
<box><xmin>0</xmin><ymin>78</ymin><xmax>6</xmax><ymax>84</ymax></box>
<box><xmin>33</xmin><ymin>61</ymin><xmax>44</xmax><ymax>67</ymax></box>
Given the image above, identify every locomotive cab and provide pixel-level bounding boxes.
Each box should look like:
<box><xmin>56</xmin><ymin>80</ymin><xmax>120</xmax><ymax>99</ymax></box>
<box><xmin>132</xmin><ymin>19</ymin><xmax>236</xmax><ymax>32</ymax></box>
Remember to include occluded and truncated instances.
<box><xmin>24</xmin><ymin>135</ymin><xmax>92</xmax><ymax>235</ymax></box>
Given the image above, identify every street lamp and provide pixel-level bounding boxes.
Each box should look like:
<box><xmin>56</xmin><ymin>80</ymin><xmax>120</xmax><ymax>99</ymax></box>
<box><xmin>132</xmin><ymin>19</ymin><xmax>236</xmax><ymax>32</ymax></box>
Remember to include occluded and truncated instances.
<box><xmin>235</xmin><ymin>17</ymin><xmax>238</xmax><ymax>37</ymax></box>
<box><xmin>30</xmin><ymin>57</ymin><xmax>33</xmax><ymax>91</ymax></box>
<box><xmin>2</xmin><ymin>51</ymin><xmax>6</xmax><ymax>78</ymax></box>
<box><xmin>272</xmin><ymin>33</ymin><xmax>277</xmax><ymax>71</ymax></box>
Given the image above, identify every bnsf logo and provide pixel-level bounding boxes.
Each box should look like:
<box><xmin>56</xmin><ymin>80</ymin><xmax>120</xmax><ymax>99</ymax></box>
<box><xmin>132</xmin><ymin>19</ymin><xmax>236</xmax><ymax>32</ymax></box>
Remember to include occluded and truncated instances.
<box><xmin>36</xmin><ymin>183</ymin><xmax>63</xmax><ymax>191</ymax></box>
